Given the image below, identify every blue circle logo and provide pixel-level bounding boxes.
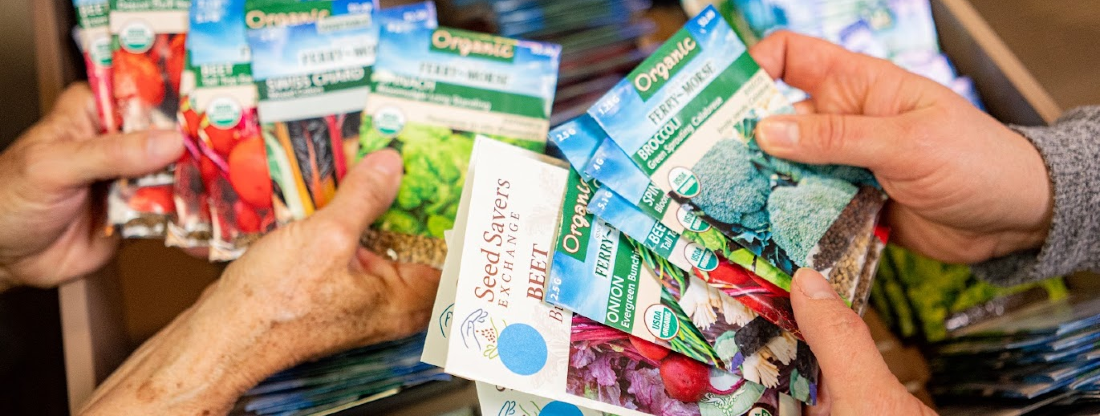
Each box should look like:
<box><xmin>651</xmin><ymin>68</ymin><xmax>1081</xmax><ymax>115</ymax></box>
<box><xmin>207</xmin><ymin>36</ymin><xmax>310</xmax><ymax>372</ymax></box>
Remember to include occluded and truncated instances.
<box><xmin>540</xmin><ymin>401</ymin><xmax>583</xmax><ymax>416</ymax></box>
<box><xmin>497</xmin><ymin>323</ymin><xmax>547</xmax><ymax>376</ymax></box>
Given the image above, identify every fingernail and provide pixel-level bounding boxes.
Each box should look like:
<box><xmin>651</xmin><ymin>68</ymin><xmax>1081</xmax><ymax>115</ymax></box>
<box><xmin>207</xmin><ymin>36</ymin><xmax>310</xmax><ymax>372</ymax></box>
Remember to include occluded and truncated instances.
<box><xmin>370</xmin><ymin>150</ymin><xmax>403</xmax><ymax>176</ymax></box>
<box><xmin>147</xmin><ymin>131</ymin><xmax>182</xmax><ymax>159</ymax></box>
<box><xmin>794</xmin><ymin>268</ymin><xmax>838</xmax><ymax>300</ymax></box>
<box><xmin>758</xmin><ymin>119</ymin><xmax>799</xmax><ymax>148</ymax></box>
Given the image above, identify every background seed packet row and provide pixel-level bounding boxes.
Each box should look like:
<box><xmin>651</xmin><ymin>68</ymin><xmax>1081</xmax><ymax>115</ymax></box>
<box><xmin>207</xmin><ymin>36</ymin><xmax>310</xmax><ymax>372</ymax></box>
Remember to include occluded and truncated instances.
<box><xmin>106</xmin><ymin>0</ymin><xmax>191</xmax><ymax>238</ymax></box>
<box><xmin>358</xmin><ymin>18</ymin><xmax>560</xmax><ymax>267</ymax></box>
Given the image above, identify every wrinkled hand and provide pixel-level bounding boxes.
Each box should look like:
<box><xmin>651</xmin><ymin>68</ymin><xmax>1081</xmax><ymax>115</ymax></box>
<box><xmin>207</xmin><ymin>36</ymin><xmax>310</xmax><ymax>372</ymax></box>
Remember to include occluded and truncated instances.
<box><xmin>81</xmin><ymin>150</ymin><xmax>442</xmax><ymax>415</ymax></box>
<box><xmin>750</xmin><ymin>32</ymin><xmax>1053</xmax><ymax>264</ymax></box>
<box><xmin>0</xmin><ymin>84</ymin><xmax>184</xmax><ymax>289</ymax></box>
<box><xmin>791</xmin><ymin>268</ymin><xmax>936</xmax><ymax>416</ymax></box>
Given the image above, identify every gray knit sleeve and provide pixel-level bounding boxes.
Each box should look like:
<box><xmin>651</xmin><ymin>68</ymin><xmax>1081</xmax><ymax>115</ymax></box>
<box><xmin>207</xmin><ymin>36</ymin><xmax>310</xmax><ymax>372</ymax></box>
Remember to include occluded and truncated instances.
<box><xmin>971</xmin><ymin>106</ymin><xmax>1100</xmax><ymax>287</ymax></box>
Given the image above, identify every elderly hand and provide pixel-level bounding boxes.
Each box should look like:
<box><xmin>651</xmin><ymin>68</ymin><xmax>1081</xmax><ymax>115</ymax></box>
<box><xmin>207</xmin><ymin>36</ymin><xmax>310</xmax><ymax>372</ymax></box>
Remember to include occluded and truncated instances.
<box><xmin>791</xmin><ymin>268</ymin><xmax>936</xmax><ymax>416</ymax></box>
<box><xmin>80</xmin><ymin>150</ymin><xmax>442</xmax><ymax>415</ymax></box>
<box><xmin>0</xmin><ymin>83</ymin><xmax>184</xmax><ymax>290</ymax></box>
<box><xmin>750</xmin><ymin>31</ymin><xmax>1053</xmax><ymax>265</ymax></box>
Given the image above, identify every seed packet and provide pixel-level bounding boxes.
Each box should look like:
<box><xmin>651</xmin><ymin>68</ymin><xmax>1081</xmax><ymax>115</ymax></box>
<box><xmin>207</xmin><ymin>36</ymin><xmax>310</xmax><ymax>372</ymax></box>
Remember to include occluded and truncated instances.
<box><xmin>548</xmin><ymin>170</ymin><xmax>819</xmax><ymax>401</ymax></box>
<box><xmin>586</xmin><ymin>6</ymin><xmax>886</xmax><ymax>283</ymax></box>
<box><xmin>169</xmin><ymin>0</ymin><xmax>277</xmax><ymax>259</ymax></box>
<box><xmin>73</xmin><ymin>0</ymin><xmax>120</xmax><ymax>133</ymax></box>
<box><xmin>444</xmin><ymin>138</ymin><xmax>806</xmax><ymax>415</ymax></box>
<box><xmin>106</xmin><ymin>0</ymin><xmax>190</xmax><ymax>237</ymax></box>
<box><xmin>246</xmin><ymin>0</ymin><xmax>387</xmax><ymax>225</ymax></box>
<box><xmin>476</xmin><ymin>383</ymin><xmax>608</xmax><ymax>416</ymax></box>
<box><xmin>358</xmin><ymin>21</ymin><xmax>560</xmax><ymax>267</ymax></box>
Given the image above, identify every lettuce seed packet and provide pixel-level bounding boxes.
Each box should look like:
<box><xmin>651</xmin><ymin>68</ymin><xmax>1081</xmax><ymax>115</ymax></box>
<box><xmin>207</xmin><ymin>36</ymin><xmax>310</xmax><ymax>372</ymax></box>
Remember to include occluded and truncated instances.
<box><xmin>585</xmin><ymin>5</ymin><xmax>886</xmax><ymax>289</ymax></box>
<box><xmin>358</xmin><ymin>21</ymin><xmax>561</xmax><ymax>267</ymax></box>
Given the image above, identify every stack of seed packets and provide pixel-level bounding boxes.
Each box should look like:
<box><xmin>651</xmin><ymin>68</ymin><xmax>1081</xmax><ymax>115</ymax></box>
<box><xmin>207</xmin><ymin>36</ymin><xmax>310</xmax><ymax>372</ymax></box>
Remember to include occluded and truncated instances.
<box><xmin>425</xmin><ymin>138</ymin><xmax>804</xmax><ymax>416</ymax></box>
<box><xmin>230</xmin><ymin>334</ymin><xmax>449</xmax><ymax>416</ymax></box>
<box><xmin>357</xmin><ymin>15</ymin><xmax>562</xmax><ymax>267</ymax></box>
<box><xmin>928</xmin><ymin>296</ymin><xmax>1100</xmax><ymax>415</ymax></box>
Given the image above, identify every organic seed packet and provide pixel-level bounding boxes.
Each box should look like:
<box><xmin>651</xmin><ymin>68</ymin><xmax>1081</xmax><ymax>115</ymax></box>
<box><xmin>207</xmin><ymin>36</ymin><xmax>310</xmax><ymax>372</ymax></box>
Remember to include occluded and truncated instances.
<box><xmin>106</xmin><ymin>0</ymin><xmax>190</xmax><ymax>237</ymax></box>
<box><xmin>587</xmin><ymin>6</ymin><xmax>886</xmax><ymax>284</ymax></box>
<box><xmin>444</xmin><ymin>138</ymin><xmax>807</xmax><ymax>415</ymax></box>
<box><xmin>475</xmin><ymin>383</ymin><xmax>607</xmax><ymax>416</ymax></box>
<box><xmin>73</xmin><ymin>0</ymin><xmax>120</xmax><ymax>134</ymax></box>
<box><xmin>358</xmin><ymin>21</ymin><xmax>561</xmax><ymax>268</ymax></box>
<box><xmin>245</xmin><ymin>0</ymin><xmax>387</xmax><ymax>225</ymax></box>
<box><xmin>170</xmin><ymin>0</ymin><xmax>277</xmax><ymax>259</ymax></box>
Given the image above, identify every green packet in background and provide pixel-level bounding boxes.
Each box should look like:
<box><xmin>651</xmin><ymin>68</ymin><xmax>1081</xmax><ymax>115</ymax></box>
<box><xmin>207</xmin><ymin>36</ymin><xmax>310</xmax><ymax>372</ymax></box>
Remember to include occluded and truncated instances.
<box><xmin>358</xmin><ymin>22</ymin><xmax>561</xmax><ymax>267</ymax></box>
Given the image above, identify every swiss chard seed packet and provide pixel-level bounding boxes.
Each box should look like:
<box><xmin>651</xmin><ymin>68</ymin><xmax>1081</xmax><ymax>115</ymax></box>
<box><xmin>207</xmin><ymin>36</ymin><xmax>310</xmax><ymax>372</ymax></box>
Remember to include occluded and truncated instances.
<box><xmin>358</xmin><ymin>22</ymin><xmax>560</xmax><ymax>267</ymax></box>
<box><xmin>443</xmin><ymin>138</ymin><xmax>807</xmax><ymax>415</ymax></box>
<box><xmin>586</xmin><ymin>6</ymin><xmax>886</xmax><ymax>290</ymax></box>
<box><xmin>170</xmin><ymin>0</ymin><xmax>277</xmax><ymax>259</ymax></box>
<box><xmin>246</xmin><ymin>0</ymin><xmax>385</xmax><ymax>225</ymax></box>
<box><xmin>73</xmin><ymin>0</ymin><xmax>120</xmax><ymax>134</ymax></box>
<box><xmin>106</xmin><ymin>0</ymin><xmax>190</xmax><ymax>237</ymax></box>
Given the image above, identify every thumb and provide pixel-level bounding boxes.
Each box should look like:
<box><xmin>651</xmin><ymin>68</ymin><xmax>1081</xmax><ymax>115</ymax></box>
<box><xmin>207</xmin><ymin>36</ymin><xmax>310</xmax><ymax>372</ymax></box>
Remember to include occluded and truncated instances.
<box><xmin>40</xmin><ymin>130</ymin><xmax>184</xmax><ymax>188</ymax></box>
<box><xmin>755</xmin><ymin>114</ymin><xmax>907</xmax><ymax>172</ymax></box>
<box><xmin>314</xmin><ymin>149</ymin><xmax>404</xmax><ymax>234</ymax></box>
<box><xmin>790</xmin><ymin>268</ymin><xmax>901</xmax><ymax>402</ymax></box>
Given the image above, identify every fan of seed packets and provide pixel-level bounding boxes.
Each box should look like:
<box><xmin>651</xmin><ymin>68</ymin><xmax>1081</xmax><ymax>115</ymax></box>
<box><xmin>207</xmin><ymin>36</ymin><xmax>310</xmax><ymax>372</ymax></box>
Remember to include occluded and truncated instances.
<box><xmin>424</xmin><ymin>138</ymin><xmax>807</xmax><ymax>415</ymax></box>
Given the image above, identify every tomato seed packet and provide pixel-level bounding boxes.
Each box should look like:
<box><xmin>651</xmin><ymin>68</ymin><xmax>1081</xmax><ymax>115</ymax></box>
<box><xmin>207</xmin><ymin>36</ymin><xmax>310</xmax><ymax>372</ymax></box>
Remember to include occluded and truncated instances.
<box><xmin>246</xmin><ymin>0</ymin><xmax>384</xmax><ymax>225</ymax></box>
<box><xmin>73</xmin><ymin>0</ymin><xmax>120</xmax><ymax>134</ymax></box>
<box><xmin>106</xmin><ymin>0</ymin><xmax>190</xmax><ymax>237</ymax></box>
<box><xmin>358</xmin><ymin>21</ymin><xmax>560</xmax><ymax>268</ymax></box>
<box><xmin>586</xmin><ymin>6</ymin><xmax>886</xmax><ymax>292</ymax></box>
<box><xmin>442</xmin><ymin>138</ymin><xmax>806</xmax><ymax>415</ymax></box>
<box><xmin>170</xmin><ymin>0</ymin><xmax>277</xmax><ymax>259</ymax></box>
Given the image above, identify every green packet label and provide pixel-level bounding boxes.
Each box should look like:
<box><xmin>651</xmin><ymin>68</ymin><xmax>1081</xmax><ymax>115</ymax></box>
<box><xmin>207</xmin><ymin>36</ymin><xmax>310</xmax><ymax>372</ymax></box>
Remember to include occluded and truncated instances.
<box><xmin>75</xmin><ymin>0</ymin><xmax>110</xmax><ymax>29</ymax></box>
<box><xmin>110</xmin><ymin>0</ymin><xmax>190</xmax><ymax>13</ymax></box>
<box><xmin>187</xmin><ymin>0</ymin><xmax>252</xmax><ymax>88</ymax></box>
<box><xmin>358</xmin><ymin>22</ymin><xmax>561</xmax><ymax>265</ymax></box>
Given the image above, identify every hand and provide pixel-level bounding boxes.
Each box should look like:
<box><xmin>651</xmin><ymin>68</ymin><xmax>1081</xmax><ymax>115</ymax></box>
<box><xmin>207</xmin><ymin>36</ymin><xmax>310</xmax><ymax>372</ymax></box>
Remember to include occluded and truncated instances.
<box><xmin>791</xmin><ymin>268</ymin><xmax>936</xmax><ymax>416</ymax></box>
<box><xmin>80</xmin><ymin>150</ymin><xmax>442</xmax><ymax>415</ymax></box>
<box><xmin>0</xmin><ymin>83</ymin><xmax>184</xmax><ymax>289</ymax></box>
<box><xmin>750</xmin><ymin>31</ymin><xmax>1053</xmax><ymax>264</ymax></box>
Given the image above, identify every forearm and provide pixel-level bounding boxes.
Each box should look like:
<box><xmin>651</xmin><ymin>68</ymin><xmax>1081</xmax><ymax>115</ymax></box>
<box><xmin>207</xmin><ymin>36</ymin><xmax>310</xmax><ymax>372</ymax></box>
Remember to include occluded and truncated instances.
<box><xmin>973</xmin><ymin>106</ymin><xmax>1100</xmax><ymax>286</ymax></box>
<box><xmin>79</xmin><ymin>286</ymin><xmax>290</xmax><ymax>415</ymax></box>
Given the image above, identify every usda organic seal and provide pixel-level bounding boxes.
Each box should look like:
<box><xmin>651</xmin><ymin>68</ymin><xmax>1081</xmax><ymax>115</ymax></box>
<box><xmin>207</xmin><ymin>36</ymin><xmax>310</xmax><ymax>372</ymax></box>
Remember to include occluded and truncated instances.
<box><xmin>119</xmin><ymin>22</ymin><xmax>155</xmax><ymax>53</ymax></box>
<box><xmin>676</xmin><ymin>204</ymin><xmax>710</xmax><ymax>232</ymax></box>
<box><xmin>373</xmin><ymin>106</ymin><xmax>406</xmax><ymax>137</ymax></box>
<box><xmin>643</xmin><ymin>304</ymin><xmax>679</xmax><ymax>340</ymax></box>
<box><xmin>206</xmin><ymin>97</ymin><xmax>243</xmax><ymax>129</ymax></box>
<box><xmin>668</xmin><ymin>167</ymin><xmax>700</xmax><ymax>198</ymax></box>
<box><xmin>685</xmin><ymin>243</ymin><xmax>718</xmax><ymax>271</ymax></box>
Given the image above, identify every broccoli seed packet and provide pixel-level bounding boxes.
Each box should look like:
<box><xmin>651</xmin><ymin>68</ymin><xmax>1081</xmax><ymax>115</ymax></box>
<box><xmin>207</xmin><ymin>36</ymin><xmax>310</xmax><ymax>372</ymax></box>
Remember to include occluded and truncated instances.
<box><xmin>73</xmin><ymin>0</ymin><xmax>120</xmax><ymax>134</ymax></box>
<box><xmin>443</xmin><ymin>138</ymin><xmax>806</xmax><ymax>415</ymax></box>
<box><xmin>246</xmin><ymin>0</ymin><xmax>389</xmax><ymax>225</ymax></box>
<box><xmin>358</xmin><ymin>21</ymin><xmax>561</xmax><ymax>267</ymax></box>
<box><xmin>106</xmin><ymin>0</ymin><xmax>190</xmax><ymax>237</ymax></box>
<box><xmin>586</xmin><ymin>5</ymin><xmax>886</xmax><ymax>284</ymax></box>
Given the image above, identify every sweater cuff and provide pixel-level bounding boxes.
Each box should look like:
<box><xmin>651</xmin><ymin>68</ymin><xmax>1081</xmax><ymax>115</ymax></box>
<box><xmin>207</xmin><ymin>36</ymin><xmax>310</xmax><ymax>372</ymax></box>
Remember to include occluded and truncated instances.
<box><xmin>972</xmin><ymin>106</ymin><xmax>1100</xmax><ymax>287</ymax></box>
